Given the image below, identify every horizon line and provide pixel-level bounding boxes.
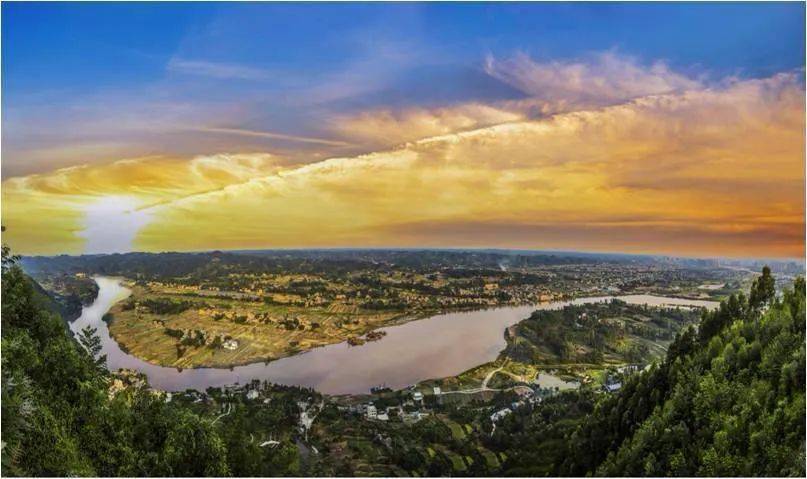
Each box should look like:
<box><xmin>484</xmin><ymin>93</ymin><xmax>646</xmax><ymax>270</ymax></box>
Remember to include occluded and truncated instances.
<box><xmin>19</xmin><ymin>245</ymin><xmax>805</xmax><ymax>265</ymax></box>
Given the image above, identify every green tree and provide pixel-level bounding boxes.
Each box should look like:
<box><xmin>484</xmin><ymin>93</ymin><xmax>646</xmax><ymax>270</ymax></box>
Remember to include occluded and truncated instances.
<box><xmin>749</xmin><ymin>266</ymin><xmax>776</xmax><ymax>310</ymax></box>
<box><xmin>78</xmin><ymin>326</ymin><xmax>107</xmax><ymax>370</ymax></box>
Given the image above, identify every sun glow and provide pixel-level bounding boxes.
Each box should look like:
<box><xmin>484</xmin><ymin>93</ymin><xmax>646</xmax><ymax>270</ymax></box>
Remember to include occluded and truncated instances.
<box><xmin>2</xmin><ymin>65</ymin><xmax>803</xmax><ymax>258</ymax></box>
<box><xmin>76</xmin><ymin>196</ymin><xmax>155</xmax><ymax>254</ymax></box>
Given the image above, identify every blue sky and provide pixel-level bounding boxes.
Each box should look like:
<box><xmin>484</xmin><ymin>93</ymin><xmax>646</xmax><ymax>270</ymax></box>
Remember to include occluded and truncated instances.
<box><xmin>5</xmin><ymin>2</ymin><xmax>804</xmax><ymax>90</ymax></box>
<box><xmin>2</xmin><ymin>2</ymin><xmax>805</xmax><ymax>258</ymax></box>
<box><xmin>3</xmin><ymin>2</ymin><xmax>805</xmax><ymax>176</ymax></box>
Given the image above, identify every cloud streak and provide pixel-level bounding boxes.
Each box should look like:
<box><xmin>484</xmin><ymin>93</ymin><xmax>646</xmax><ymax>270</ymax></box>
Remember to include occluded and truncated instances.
<box><xmin>2</xmin><ymin>56</ymin><xmax>803</xmax><ymax>258</ymax></box>
<box><xmin>190</xmin><ymin>127</ymin><xmax>354</xmax><ymax>147</ymax></box>
<box><xmin>328</xmin><ymin>104</ymin><xmax>524</xmax><ymax>147</ymax></box>
<box><xmin>484</xmin><ymin>51</ymin><xmax>703</xmax><ymax>109</ymax></box>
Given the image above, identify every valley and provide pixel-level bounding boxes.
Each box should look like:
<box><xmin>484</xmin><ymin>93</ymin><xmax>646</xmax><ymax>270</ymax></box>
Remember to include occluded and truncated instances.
<box><xmin>24</xmin><ymin>249</ymin><xmax>752</xmax><ymax>371</ymax></box>
<box><xmin>6</xmin><ymin>248</ymin><xmax>804</xmax><ymax>476</ymax></box>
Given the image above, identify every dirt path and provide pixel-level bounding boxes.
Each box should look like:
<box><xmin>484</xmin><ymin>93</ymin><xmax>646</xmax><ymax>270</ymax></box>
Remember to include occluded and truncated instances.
<box><xmin>439</xmin><ymin>384</ymin><xmax>533</xmax><ymax>396</ymax></box>
<box><xmin>438</xmin><ymin>360</ymin><xmax>535</xmax><ymax>396</ymax></box>
<box><xmin>481</xmin><ymin>365</ymin><xmax>504</xmax><ymax>389</ymax></box>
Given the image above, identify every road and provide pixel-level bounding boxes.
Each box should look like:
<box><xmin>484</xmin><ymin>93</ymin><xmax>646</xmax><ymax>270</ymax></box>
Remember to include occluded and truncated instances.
<box><xmin>439</xmin><ymin>384</ymin><xmax>533</xmax><ymax>396</ymax></box>
<box><xmin>435</xmin><ymin>361</ymin><xmax>536</xmax><ymax>396</ymax></box>
<box><xmin>212</xmin><ymin>402</ymin><xmax>232</xmax><ymax>424</ymax></box>
<box><xmin>481</xmin><ymin>365</ymin><xmax>504</xmax><ymax>389</ymax></box>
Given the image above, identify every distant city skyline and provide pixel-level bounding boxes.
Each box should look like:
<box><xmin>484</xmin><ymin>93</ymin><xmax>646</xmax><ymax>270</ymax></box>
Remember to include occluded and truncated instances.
<box><xmin>2</xmin><ymin>2</ymin><xmax>805</xmax><ymax>258</ymax></box>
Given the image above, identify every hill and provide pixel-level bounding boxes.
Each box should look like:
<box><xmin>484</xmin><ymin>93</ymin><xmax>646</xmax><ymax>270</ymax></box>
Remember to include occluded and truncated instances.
<box><xmin>1</xmin><ymin>245</ymin><xmax>305</xmax><ymax>476</ymax></box>
<box><xmin>491</xmin><ymin>267</ymin><xmax>805</xmax><ymax>476</ymax></box>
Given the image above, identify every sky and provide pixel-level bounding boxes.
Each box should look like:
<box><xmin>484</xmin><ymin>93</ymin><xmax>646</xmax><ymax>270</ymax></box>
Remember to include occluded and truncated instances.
<box><xmin>2</xmin><ymin>2</ymin><xmax>805</xmax><ymax>258</ymax></box>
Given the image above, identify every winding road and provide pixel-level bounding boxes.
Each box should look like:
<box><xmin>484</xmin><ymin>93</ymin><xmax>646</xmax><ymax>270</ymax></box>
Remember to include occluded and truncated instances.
<box><xmin>437</xmin><ymin>362</ymin><xmax>534</xmax><ymax>396</ymax></box>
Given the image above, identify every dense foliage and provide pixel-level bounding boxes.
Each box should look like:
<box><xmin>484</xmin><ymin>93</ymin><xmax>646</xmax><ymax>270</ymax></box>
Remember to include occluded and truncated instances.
<box><xmin>505</xmin><ymin>300</ymin><xmax>698</xmax><ymax>364</ymax></box>
<box><xmin>494</xmin><ymin>268</ymin><xmax>805</xmax><ymax>476</ymax></box>
<box><xmin>0</xmin><ymin>247</ymin><xmax>302</xmax><ymax>476</ymax></box>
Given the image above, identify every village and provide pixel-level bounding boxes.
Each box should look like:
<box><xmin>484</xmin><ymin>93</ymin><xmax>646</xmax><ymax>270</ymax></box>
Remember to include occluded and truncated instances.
<box><xmin>64</xmin><ymin>247</ymin><xmax>750</xmax><ymax>371</ymax></box>
<box><xmin>127</xmin><ymin>362</ymin><xmax>631</xmax><ymax>458</ymax></box>
<box><xmin>121</xmin><ymin>360</ymin><xmax>636</xmax><ymax>477</ymax></box>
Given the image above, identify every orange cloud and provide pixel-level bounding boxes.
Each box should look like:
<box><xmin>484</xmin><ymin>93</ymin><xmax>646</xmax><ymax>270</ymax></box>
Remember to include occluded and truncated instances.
<box><xmin>2</xmin><ymin>70</ymin><xmax>803</xmax><ymax>258</ymax></box>
<box><xmin>329</xmin><ymin>104</ymin><xmax>524</xmax><ymax>147</ymax></box>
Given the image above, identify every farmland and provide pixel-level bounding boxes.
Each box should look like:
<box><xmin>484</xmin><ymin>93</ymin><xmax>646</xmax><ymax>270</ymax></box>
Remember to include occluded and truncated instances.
<box><xmin>106</xmin><ymin>283</ymin><xmax>404</xmax><ymax>368</ymax></box>
<box><xmin>23</xmin><ymin>249</ymin><xmax>762</xmax><ymax>369</ymax></box>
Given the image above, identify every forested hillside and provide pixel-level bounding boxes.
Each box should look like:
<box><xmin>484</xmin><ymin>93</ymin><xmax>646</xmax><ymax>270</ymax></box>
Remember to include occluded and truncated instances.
<box><xmin>504</xmin><ymin>300</ymin><xmax>698</xmax><ymax>365</ymax></box>
<box><xmin>0</xmin><ymin>246</ymin><xmax>303</xmax><ymax>476</ymax></box>
<box><xmin>495</xmin><ymin>267</ymin><xmax>805</xmax><ymax>476</ymax></box>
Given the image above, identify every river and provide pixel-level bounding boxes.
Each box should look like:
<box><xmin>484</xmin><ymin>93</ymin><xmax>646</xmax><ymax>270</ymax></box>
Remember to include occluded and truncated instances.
<box><xmin>70</xmin><ymin>276</ymin><xmax>719</xmax><ymax>395</ymax></box>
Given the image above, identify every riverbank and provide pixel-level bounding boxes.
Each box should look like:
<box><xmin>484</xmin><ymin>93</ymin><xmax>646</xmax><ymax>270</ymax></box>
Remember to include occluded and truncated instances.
<box><xmin>103</xmin><ymin>278</ymin><xmax>569</xmax><ymax>369</ymax></box>
<box><xmin>74</xmin><ymin>276</ymin><xmax>719</xmax><ymax>394</ymax></box>
<box><xmin>410</xmin><ymin>297</ymin><xmax>707</xmax><ymax>402</ymax></box>
<box><xmin>106</xmin><ymin>289</ymin><xmax>716</xmax><ymax>370</ymax></box>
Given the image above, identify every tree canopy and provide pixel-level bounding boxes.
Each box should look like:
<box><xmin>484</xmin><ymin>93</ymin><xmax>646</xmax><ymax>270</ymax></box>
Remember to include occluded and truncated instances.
<box><xmin>1</xmin><ymin>246</ymin><xmax>301</xmax><ymax>476</ymax></box>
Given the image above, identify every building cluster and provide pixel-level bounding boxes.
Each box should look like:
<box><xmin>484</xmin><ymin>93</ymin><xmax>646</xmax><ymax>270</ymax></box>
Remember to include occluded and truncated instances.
<box><xmin>346</xmin><ymin>390</ymin><xmax>432</xmax><ymax>424</ymax></box>
<box><xmin>488</xmin><ymin>385</ymin><xmax>560</xmax><ymax>423</ymax></box>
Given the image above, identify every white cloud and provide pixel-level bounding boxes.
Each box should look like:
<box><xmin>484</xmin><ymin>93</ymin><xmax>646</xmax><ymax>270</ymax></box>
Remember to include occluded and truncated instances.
<box><xmin>484</xmin><ymin>51</ymin><xmax>702</xmax><ymax>108</ymax></box>
<box><xmin>329</xmin><ymin>51</ymin><xmax>708</xmax><ymax>149</ymax></box>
